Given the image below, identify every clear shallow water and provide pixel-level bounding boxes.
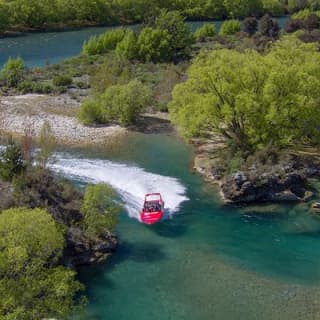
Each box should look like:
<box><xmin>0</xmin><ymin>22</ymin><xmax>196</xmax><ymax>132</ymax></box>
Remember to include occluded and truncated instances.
<box><xmin>50</xmin><ymin>133</ymin><xmax>320</xmax><ymax>320</ymax></box>
<box><xmin>0</xmin><ymin>17</ymin><xmax>290</xmax><ymax>67</ymax></box>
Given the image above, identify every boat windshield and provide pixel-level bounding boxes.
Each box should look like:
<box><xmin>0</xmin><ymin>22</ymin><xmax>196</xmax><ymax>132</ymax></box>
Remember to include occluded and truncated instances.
<box><xmin>144</xmin><ymin>202</ymin><xmax>161</xmax><ymax>212</ymax></box>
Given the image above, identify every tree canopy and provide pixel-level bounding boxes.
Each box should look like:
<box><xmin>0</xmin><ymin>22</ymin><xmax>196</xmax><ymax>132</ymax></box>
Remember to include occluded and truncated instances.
<box><xmin>0</xmin><ymin>207</ymin><xmax>83</xmax><ymax>319</ymax></box>
<box><xmin>169</xmin><ymin>37</ymin><xmax>320</xmax><ymax>151</ymax></box>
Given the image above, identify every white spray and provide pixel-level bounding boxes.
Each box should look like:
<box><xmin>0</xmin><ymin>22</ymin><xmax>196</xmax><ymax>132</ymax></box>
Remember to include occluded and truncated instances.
<box><xmin>50</xmin><ymin>154</ymin><xmax>188</xmax><ymax>221</ymax></box>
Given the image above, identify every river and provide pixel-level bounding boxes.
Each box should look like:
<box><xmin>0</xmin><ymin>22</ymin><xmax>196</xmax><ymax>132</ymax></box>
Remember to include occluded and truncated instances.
<box><xmin>0</xmin><ymin>17</ymin><xmax>290</xmax><ymax>67</ymax></box>
<box><xmin>3</xmin><ymin>18</ymin><xmax>320</xmax><ymax>319</ymax></box>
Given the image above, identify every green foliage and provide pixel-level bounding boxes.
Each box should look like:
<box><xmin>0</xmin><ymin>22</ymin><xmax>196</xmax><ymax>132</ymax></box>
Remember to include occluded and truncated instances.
<box><xmin>219</xmin><ymin>19</ymin><xmax>241</xmax><ymax>35</ymax></box>
<box><xmin>262</xmin><ymin>0</ymin><xmax>284</xmax><ymax>15</ymax></box>
<box><xmin>100</xmin><ymin>79</ymin><xmax>151</xmax><ymax>125</ymax></box>
<box><xmin>81</xmin><ymin>184</ymin><xmax>120</xmax><ymax>237</ymax></box>
<box><xmin>137</xmin><ymin>27</ymin><xmax>171</xmax><ymax>62</ymax></box>
<box><xmin>154</xmin><ymin>10</ymin><xmax>194</xmax><ymax>60</ymax></box>
<box><xmin>0</xmin><ymin>57</ymin><xmax>25</xmax><ymax>87</ymax></box>
<box><xmin>195</xmin><ymin>23</ymin><xmax>216</xmax><ymax>41</ymax></box>
<box><xmin>169</xmin><ymin>37</ymin><xmax>320</xmax><ymax>151</ymax></box>
<box><xmin>52</xmin><ymin>74</ymin><xmax>73</xmax><ymax>87</ymax></box>
<box><xmin>80</xmin><ymin>79</ymin><xmax>151</xmax><ymax>125</ymax></box>
<box><xmin>223</xmin><ymin>0</ymin><xmax>262</xmax><ymax>17</ymax></box>
<box><xmin>0</xmin><ymin>207</ymin><xmax>83</xmax><ymax>319</ymax></box>
<box><xmin>17</xmin><ymin>79</ymin><xmax>53</xmax><ymax>94</ymax></box>
<box><xmin>0</xmin><ymin>141</ymin><xmax>25</xmax><ymax>182</ymax></box>
<box><xmin>115</xmin><ymin>30</ymin><xmax>138</xmax><ymax>60</ymax></box>
<box><xmin>78</xmin><ymin>98</ymin><xmax>104</xmax><ymax>125</ymax></box>
<box><xmin>82</xmin><ymin>28</ymin><xmax>127</xmax><ymax>55</ymax></box>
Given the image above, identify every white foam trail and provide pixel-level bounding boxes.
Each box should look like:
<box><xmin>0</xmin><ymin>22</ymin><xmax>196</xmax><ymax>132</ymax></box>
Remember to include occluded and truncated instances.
<box><xmin>50</xmin><ymin>154</ymin><xmax>188</xmax><ymax>222</ymax></box>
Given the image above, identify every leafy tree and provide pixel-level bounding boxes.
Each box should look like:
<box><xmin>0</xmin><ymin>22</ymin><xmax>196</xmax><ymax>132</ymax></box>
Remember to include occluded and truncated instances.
<box><xmin>243</xmin><ymin>17</ymin><xmax>258</xmax><ymax>36</ymax></box>
<box><xmin>219</xmin><ymin>19</ymin><xmax>241</xmax><ymax>35</ymax></box>
<box><xmin>137</xmin><ymin>27</ymin><xmax>171</xmax><ymax>62</ymax></box>
<box><xmin>169</xmin><ymin>38</ymin><xmax>320</xmax><ymax>150</ymax></box>
<box><xmin>100</xmin><ymin>79</ymin><xmax>151</xmax><ymax>125</ymax></box>
<box><xmin>81</xmin><ymin>184</ymin><xmax>120</xmax><ymax>237</ymax></box>
<box><xmin>194</xmin><ymin>23</ymin><xmax>216</xmax><ymax>41</ymax></box>
<box><xmin>0</xmin><ymin>57</ymin><xmax>25</xmax><ymax>88</ymax></box>
<box><xmin>0</xmin><ymin>207</ymin><xmax>83</xmax><ymax>319</ymax></box>
<box><xmin>0</xmin><ymin>2</ymin><xmax>9</xmax><ymax>32</ymax></box>
<box><xmin>0</xmin><ymin>141</ymin><xmax>25</xmax><ymax>182</ymax></box>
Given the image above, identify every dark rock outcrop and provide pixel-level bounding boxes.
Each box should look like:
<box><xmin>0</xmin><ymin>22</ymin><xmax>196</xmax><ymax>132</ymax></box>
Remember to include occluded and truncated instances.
<box><xmin>221</xmin><ymin>167</ymin><xmax>319</xmax><ymax>205</ymax></box>
<box><xmin>63</xmin><ymin>227</ymin><xmax>118</xmax><ymax>267</ymax></box>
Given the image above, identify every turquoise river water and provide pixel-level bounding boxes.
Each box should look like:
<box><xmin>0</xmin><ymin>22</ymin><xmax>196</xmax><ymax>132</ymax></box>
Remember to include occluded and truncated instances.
<box><xmin>2</xmin><ymin>19</ymin><xmax>320</xmax><ymax>319</ymax></box>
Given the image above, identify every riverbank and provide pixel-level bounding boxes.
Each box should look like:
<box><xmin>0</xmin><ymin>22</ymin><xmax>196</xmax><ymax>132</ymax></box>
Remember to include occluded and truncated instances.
<box><xmin>193</xmin><ymin>138</ymin><xmax>320</xmax><ymax>207</ymax></box>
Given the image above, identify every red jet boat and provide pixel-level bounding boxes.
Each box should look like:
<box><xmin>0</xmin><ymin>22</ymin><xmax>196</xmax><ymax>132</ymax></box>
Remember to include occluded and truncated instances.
<box><xmin>140</xmin><ymin>193</ymin><xmax>164</xmax><ymax>224</ymax></box>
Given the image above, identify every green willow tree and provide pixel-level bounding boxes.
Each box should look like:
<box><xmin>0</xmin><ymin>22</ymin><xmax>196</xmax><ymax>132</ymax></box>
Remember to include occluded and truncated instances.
<box><xmin>0</xmin><ymin>207</ymin><xmax>83</xmax><ymax>319</ymax></box>
<box><xmin>169</xmin><ymin>37</ymin><xmax>320</xmax><ymax>151</ymax></box>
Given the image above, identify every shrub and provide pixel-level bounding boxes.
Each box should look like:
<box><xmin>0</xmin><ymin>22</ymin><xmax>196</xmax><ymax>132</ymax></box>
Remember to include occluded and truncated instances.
<box><xmin>53</xmin><ymin>74</ymin><xmax>72</xmax><ymax>87</ymax></box>
<box><xmin>78</xmin><ymin>98</ymin><xmax>103</xmax><ymax>125</ymax></box>
<box><xmin>219</xmin><ymin>19</ymin><xmax>241</xmax><ymax>35</ymax></box>
<box><xmin>137</xmin><ymin>27</ymin><xmax>171</xmax><ymax>62</ymax></box>
<box><xmin>243</xmin><ymin>17</ymin><xmax>258</xmax><ymax>36</ymax></box>
<box><xmin>99</xmin><ymin>79</ymin><xmax>151</xmax><ymax>125</ymax></box>
<box><xmin>0</xmin><ymin>57</ymin><xmax>25</xmax><ymax>87</ymax></box>
<box><xmin>17</xmin><ymin>80</ymin><xmax>53</xmax><ymax>94</ymax></box>
<box><xmin>81</xmin><ymin>184</ymin><xmax>120</xmax><ymax>237</ymax></box>
<box><xmin>115</xmin><ymin>30</ymin><xmax>138</xmax><ymax>60</ymax></box>
<box><xmin>0</xmin><ymin>141</ymin><xmax>25</xmax><ymax>182</ymax></box>
<box><xmin>260</xmin><ymin>14</ymin><xmax>280</xmax><ymax>38</ymax></box>
<box><xmin>304</xmin><ymin>13</ymin><xmax>320</xmax><ymax>30</ymax></box>
<box><xmin>194</xmin><ymin>23</ymin><xmax>216</xmax><ymax>41</ymax></box>
<box><xmin>82</xmin><ymin>28</ymin><xmax>127</xmax><ymax>55</ymax></box>
<box><xmin>285</xmin><ymin>19</ymin><xmax>303</xmax><ymax>33</ymax></box>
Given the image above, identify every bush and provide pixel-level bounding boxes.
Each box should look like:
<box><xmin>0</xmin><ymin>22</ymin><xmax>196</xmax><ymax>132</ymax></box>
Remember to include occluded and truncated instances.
<box><xmin>0</xmin><ymin>141</ymin><xmax>25</xmax><ymax>182</ymax></box>
<box><xmin>285</xmin><ymin>19</ymin><xmax>303</xmax><ymax>33</ymax></box>
<box><xmin>304</xmin><ymin>13</ymin><xmax>320</xmax><ymax>30</ymax></box>
<box><xmin>82</xmin><ymin>28</ymin><xmax>127</xmax><ymax>55</ymax></box>
<box><xmin>115</xmin><ymin>30</ymin><xmax>138</xmax><ymax>60</ymax></box>
<box><xmin>243</xmin><ymin>17</ymin><xmax>258</xmax><ymax>36</ymax></box>
<box><xmin>99</xmin><ymin>79</ymin><xmax>151</xmax><ymax>125</ymax></box>
<box><xmin>17</xmin><ymin>80</ymin><xmax>53</xmax><ymax>94</ymax></box>
<box><xmin>81</xmin><ymin>184</ymin><xmax>120</xmax><ymax>237</ymax></box>
<box><xmin>194</xmin><ymin>23</ymin><xmax>216</xmax><ymax>41</ymax></box>
<box><xmin>137</xmin><ymin>27</ymin><xmax>171</xmax><ymax>62</ymax></box>
<box><xmin>78</xmin><ymin>99</ymin><xmax>103</xmax><ymax>125</ymax></box>
<box><xmin>53</xmin><ymin>74</ymin><xmax>72</xmax><ymax>87</ymax></box>
<box><xmin>0</xmin><ymin>57</ymin><xmax>25</xmax><ymax>87</ymax></box>
<box><xmin>260</xmin><ymin>14</ymin><xmax>280</xmax><ymax>38</ymax></box>
<box><xmin>219</xmin><ymin>19</ymin><xmax>241</xmax><ymax>35</ymax></box>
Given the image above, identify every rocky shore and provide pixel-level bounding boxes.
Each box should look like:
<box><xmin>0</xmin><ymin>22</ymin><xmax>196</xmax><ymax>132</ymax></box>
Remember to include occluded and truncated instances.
<box><xmin>193</xmin><ymin>139</ymin><xmax>320</xmax><ymax>206</ymax></box>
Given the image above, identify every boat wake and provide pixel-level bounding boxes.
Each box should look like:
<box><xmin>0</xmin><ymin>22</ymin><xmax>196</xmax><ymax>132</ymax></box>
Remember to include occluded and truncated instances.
<box><xmin>50</xmin><ymin>154</ymin><xmax>188</xmax><ymax>222</ymax></box>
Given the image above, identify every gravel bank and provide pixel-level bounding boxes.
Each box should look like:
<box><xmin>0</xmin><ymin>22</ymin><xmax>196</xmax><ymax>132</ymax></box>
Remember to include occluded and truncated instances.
<box><xmin>0</xmin><ymin>94</ymin><xmax>127</xmax><ymax>146</ymax></box>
